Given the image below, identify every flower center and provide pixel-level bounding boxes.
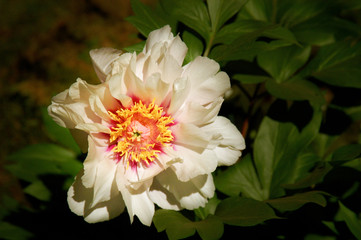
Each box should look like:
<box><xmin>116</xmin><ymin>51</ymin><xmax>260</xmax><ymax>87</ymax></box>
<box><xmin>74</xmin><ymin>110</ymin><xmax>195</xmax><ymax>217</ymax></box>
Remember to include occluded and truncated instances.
<box><xmin>108</xmin><ymin>100</ymin><xmax>174</xmax><ymax>168</ymax></box>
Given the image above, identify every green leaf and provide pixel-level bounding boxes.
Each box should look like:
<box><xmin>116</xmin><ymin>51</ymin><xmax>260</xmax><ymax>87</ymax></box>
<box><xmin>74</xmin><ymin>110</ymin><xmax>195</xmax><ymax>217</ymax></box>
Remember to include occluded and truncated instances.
<box><xmin>277</xmin><ymin>0</ymin><xmax>328</xmax><ymax>28</ymax></box>
<box><xmin>291</xmin><ymin>16</ymin><xmax>336</xmax><ymax>46</ymax></box>
<box><xmin>238</xmin><ymin>0</ymin><xmax>273</xmax><ymax>22</ymax></box>
<box><xmin>258</xmin><ymin>45</ymin><xmax>311</xmax><ymax>83</ymax></box>
<box><xmin>42</xmin><ymin>108</ymin><xmax>80</xmax><ymax>154</ymax></box>
<box><xmin>299</xmin><ymin>41</ymin><xmax>361</xmax><ymax>88</ymax></box>
<box><xmin>344</xmin><ymin>105</ymin><xmax>361</xmax><ymax>121</ymax></box>
<box><xmin>6</xmin><ymin>144</ymin><xmax>82</xmax><ymax>178</ymax></box>
<box><xmin>233</xmin><ymin>74</ymin><xmax>271</xmax><ymax>84</ymax></box>
<box><xmin>331</xmin><ymin>144</ymin><xmax>361</xmax><ymax>166</ymax></box>
<box><xmin>342</xmin><ymin>182</ymin><xmax>360</xmax><ymax>200</ymax></box>
<box><xmin>153</xmin><ymin>210</ymin><xmax>223</xmax><ymax>240</ymax></box>
<box><xmin>0</xmin><ymin>222</ymin><xmax>33</xmax><ymax>240</ymax></box>
<box><xmin>182</xmin><ymin>31</ymin><xmax>204</xmax><ymax>64</ymax></box>
<box><xmin>322</xmin><ymin>221</ymin><xmax>339</xmax><ymax>235</ymax></box>
<box><xmin>23</xmin><ymin>180</ymin><xmax>51</xmax><ymax>201</ymax></box>
<box><xmin>215</xmin><ymin>20</ymin><xmax>298</xmax><ymax>45</ymax></box>
<box><xmin>215</xmin><ymin>154</ymin><xmax>264</xmax><ymax>201</ymax></box>
<box><xmin>338</xmin><ymin>201</ymin><xmax>361</xmax><ymax>240</ymax></box>
<box><xmin>161</xmin><ymin>0</ymin><xmax>211</xmax><ymax>41</ymax></box>
<box><xmin>0</xmin><ymin>195</ymin><xmax>19</xmax><ymax>220</ymax></box>
<box><xmin>153</xmin><ymin>210</ymin><xmax>196</xmax><ymax>240</ymax></box>
<box><xmin>210</xmin><ymin>24</ymin><xmax>276</xmax><ymax>61</ymax></box>
<box><xmin>215</xmin><ymin>197</ymin><xmax>279</xmax><ymax>226</ymax></box>
<box><xmin>194</xmin><ymin>195</ymin><xmax>221</xmax><ymax>220</ymax></box>
<box><xmin>253</xmin><ymin>104</ymin><xmax>322</xmax><ymax>199</ymax></box>
<box><xmin>127</xmin><ymin>0</ymin><xmax>168</xmax><ymax>37</ymax></box>
<box><xmin>265</xmin><ymin>77</ymin><xmax>323</xmax><ymax>103</ymax></box>
<box><xmin>282</xmin><ymin>162</ymin><xmax>332</xmax><ymax>190</ymax></box>
<box><xmin>284</xmin><ymin>152</ymin><xmax>321</xmax><ymax>185</ymax></box>
<box><xmin>193</xmin><ymin>216</ymin><xmax>224</xmax><ymax>240</ymax></box>
<box><xmin>266</xmin><ymin>191</ymin><xmax>327</xmax><ymax>212</ymax></box>
<box><xmin>207</xmin><ymin>0</ymin><xmax>248</xmax><ymax>32</ymax></box>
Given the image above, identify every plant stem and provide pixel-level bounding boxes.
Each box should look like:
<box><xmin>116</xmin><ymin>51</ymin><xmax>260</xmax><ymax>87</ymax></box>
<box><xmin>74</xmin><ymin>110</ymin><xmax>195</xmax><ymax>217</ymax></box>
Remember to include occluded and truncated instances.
<box><xmin>241</xmin><ymin>83</ymin><xmax>262</xmax><ymax>137</ymax></box>
<box><xmin>203</xmin><ymin>32</ymin><xmax>215</xmax><ymax>57</ymax></box>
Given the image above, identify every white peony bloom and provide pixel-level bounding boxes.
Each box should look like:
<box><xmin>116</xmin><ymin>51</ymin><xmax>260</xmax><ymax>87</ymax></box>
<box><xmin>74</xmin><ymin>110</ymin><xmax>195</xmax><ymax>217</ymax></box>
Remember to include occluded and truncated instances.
<box><xmin>48</xmin><ymin>25</ymin><xmax>245</xmax><ymax>226</ymax></box>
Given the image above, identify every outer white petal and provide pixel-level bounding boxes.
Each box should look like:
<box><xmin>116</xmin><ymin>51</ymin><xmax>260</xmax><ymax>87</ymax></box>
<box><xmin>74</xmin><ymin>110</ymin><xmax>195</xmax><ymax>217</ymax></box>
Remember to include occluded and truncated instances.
<box><xmin>75</xmin><ymin>122</ymin><xmax>110</xmax><ymax>134</ymax></box>
<box><xmin>155</xmin><ymin>169</ymin><xmax>215</xmax><ymax>209</ymax></box>
<box><xmin>144</xmin><ymin>25</ymin><xmax>173</xmax><ymax>53</ymax></box>
<box><xmin>170</xmin><ymin>146</ymin><xmax>218</xmax><ymax>182</ymax></box>
<box><xmin>149</xmin><ymin>177</ymin><xmax>182</xmax><ymax>210</ymax></box>
<box><xmin>189</xmin><ymin>71</ymin><xmax>230</xmax><ymax>105</ymax></box>
<box><xmin>202</xmin><ymin>116</ymin><xmax>245</xmax><ymax>166</ymax></box>
<box><xmin>91</xmin><ymin>156</ymin><xmax>118</xmax><ymax>208</ymax></box>
<box><xmin>171</xmin><ymin>123</ymin><xmax>211</xmax><ymax>151</ymax></box>
<box><xmin>115</xmin><ymin>167</ymin><xmax>155</xmax><ymax>226</ymax></box>
<box><xmin>182</xmin><ymin>56</ymin><xmax>220</xmax><ymax>89</ymax></box>
<box><xmin>81</xmin><ymin>134</ymin><xmax>109</xmax><ymax>188</ymax></box>
<box><xmin>168</xmin><ymin>35</ymin><xmax>187</xmax><ymax>66</ymax></box>
<box><xmin>108</xmin><ymin>53</ymin><xmax>133</xmax><ymax>98</ymax></box>
<box><xmin>48</xmin><ymin>79</ymin><xmax>116</xmax><ymax>129</ymax></box>
<box><xmin>174</xmin><ymin>97</ymin><xmax>223</xmax><ymax>127</ymax></box>
<box><xmin>90</xmin><ymin>48</ymin><xmax>122</xmax><ymax>82</ymax></box>
<box><xmin>67</xmin><ymin>169</ymin><xmax>125</xmax><ymax>223</ymax></box>
<box><xmin>214</xmin><ymin>147</ymin><xmax>242</xmax><ymax>166</ymax></box>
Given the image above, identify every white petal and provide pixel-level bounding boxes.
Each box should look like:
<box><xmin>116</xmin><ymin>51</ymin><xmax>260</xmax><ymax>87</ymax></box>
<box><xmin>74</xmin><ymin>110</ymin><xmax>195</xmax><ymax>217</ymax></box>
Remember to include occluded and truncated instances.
<box><xmin>81</xmin><ymin>134</ymin><xmax>109</xmax><ymax>188</ymax></box>
<box><xmin>88</xmin><ymin>87</ymin><xmax>121</xmax><ymax>122</ymax></box>
<box><xmin>108</xmin><ymin>53</ymin><xmax>133</xmax><ymax>98</ymax></box>
<box><xmin>91</xmin><ymin>156</ymin><xmax>118</xmax><ymax>208</ymax></box>
<box><xmin>75</xmin><ymin>122</ymin><xmax>110</xmax><ymax>134</ymax></box>
<box><xmin>144</xmin><ymin>72</ymin><xmax>171</xmax><ymax>105</ymax></box>
<box><xmin>171</xmin><ymin>123</ymin><xmax>211</xmax><ymax>151</ymax></box>
<box><xmin>48</xmin><ymin>79</ymin><xmax>102</xmax><ymax>129</ymax></box>
<box><xmin>174</xmin><ymin>97</ymin><xmax>223</xmax><ymax>127</ymax></box>
<box><xmin>116</xmin><ymin>169</ymin><xmax>155</xmax><ymax>226</ymax></box>
<box><xmin>203</xmin><ymin>116</ymin><xmax>245</xmax><ymax>150</ymax></box>
<box><xmin>90</xmin><ymin>48</ymin><xmax>122</xmax><ymax>82</ymax></box>
<box><xmin>155</xmin><ymin>169</ymin><xmax>215</xmax><ymax>209</ymax></box>
<box><xmin>68</xmin><ymin>169</ymin><xmax>125</xmax><ymax>223</ymax></box>
<box><xmin>149</xmin><ymin>177</ymin><xmax>182</xmax><ymax>211</ymax></box>
<box><xmin>182</xmin><ymin>56</ymin><xmax>220</xmax><ymax>89</ymax></box>
<box><xmin>214</xmin><ymin>146</ymin><xmax>242</xmax><ymax>166</ymax></box>
<box><xmin>144</xmin><ymin>25</ymin><xmax>173</xmax><ymax>53</ymax></box>
<box><xmin>189</xmin><ymin>71</ymin><xmax>230</xmax><ymax>105</ymax></box>
<box><xmin>170</xmin><ymin>145</ymin><xmax>218</xmax><ymax>182</ymax></box>
<box><xmin>160</xmin><ymin>54</ymin><xmax>184</xmax><ymax>84</ymax></box>
<box><xmin>168</xmin><ymin>35</ymin><xmax>187</xmax><ymax>66</ymax></box>
<box><xmin>124</xmin><ymin>159</ymin><xmax>165</xmax><ymax>190</ymax></box>
<box><xmin>167</xmin><ymin>77</ymin><xmax>190</xmax><ymax>115</ymax></box>
<box><xmin>123</xmin><ymin>60</ymin><xmax>148</xmax><ymax>99</ymax></box>
<box><xmin>202</xmin><ymin>116</ymin><xmax>245</xmax><ymax>166</ymax></box>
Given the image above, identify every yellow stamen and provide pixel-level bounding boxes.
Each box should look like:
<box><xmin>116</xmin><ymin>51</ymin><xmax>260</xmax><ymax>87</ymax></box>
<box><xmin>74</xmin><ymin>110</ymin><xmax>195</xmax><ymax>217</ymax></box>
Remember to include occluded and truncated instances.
<box><xmin>108</xmin><ymin>100</ymin><xmax>174</xmax><ymax>168</ymax></box>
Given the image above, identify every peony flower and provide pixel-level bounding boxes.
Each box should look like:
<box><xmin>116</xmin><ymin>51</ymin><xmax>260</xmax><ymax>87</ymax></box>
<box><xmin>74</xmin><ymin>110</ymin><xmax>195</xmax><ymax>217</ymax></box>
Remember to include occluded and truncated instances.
<box><xmin>48</xmin><ymin>25</ymin><xmax>245</xmax><ymax>226</ymax></box>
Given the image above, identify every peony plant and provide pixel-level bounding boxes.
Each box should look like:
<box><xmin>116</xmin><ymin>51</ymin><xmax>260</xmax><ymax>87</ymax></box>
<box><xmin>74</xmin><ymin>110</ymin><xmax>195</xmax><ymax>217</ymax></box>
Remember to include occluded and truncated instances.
<box><xmin>48</xmin><ymin>25</ymin><xmax>245</xmax><ymax>226</ymax></box>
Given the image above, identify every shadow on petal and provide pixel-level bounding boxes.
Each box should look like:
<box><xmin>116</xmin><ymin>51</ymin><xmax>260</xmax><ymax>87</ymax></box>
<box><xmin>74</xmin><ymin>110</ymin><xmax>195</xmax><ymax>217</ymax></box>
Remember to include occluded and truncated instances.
<box><xmin>68</xmin><ymin>169</ymin><xmax>125</xmax><ymax>223</ymax></box>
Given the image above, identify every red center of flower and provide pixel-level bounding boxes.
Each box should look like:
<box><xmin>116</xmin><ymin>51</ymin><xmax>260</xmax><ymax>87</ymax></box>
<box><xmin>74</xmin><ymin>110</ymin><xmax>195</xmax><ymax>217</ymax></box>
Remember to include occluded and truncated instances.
<box><xmin>108</xmin><ymin>100</ymin><xmax>174</xmax><ymax>168</ymax></box>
